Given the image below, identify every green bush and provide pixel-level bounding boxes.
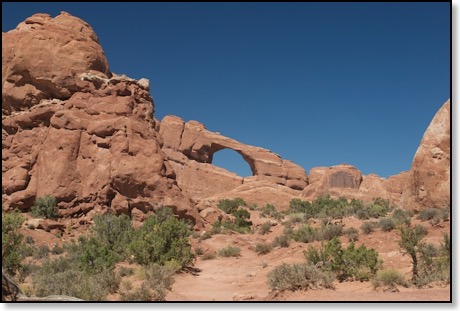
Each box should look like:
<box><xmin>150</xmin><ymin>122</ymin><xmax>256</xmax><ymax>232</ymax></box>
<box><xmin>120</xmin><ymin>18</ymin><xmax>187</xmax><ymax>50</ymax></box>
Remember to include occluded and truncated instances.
<box><xmin>143</xmin><ymin>263</ymin><xmax>176</xmax><ymax>301</ymax></box>
<box><xmin>2</xmin><ymin>210</ymin><xmax>25</xmax><ymax>276</ymax></box>
<box><xmin>304</xmin><ymin>237</ymin><xmax>381</xmax><ymax>282</ymax></box>
<box><xmin>33</xmin><ymin>245</ymin><xmax>50</xmax><ymax>259</ymax></box>
<box><xmin>267</xmin><ymin>262</ymin><xmax>334</xmax><ymax>291</ymax></box>
<box><xmin>361</xmin><ymin>221</ymin><xmax>377</xmax><ymax>234</ymax></box>
<box><xmin>391</xmin><ymin>209</ymin><xmax>413</xmax><ymax>226</ymax></box>
<box><xmin>372</xmin><ymin>269</ymin><xmax>409</xmax><ymax>289</ymax></box>
<box><xmin>398</xmin><ymin>224</ymin><xmax>428</xmax><ymax>282</ymax></box>
<box><xmin>51</xmin><ymin>244</ymin><xmax>64</xmax><ymax>255</ymax></box>
<box><xmin>272</xmin><ymin>234</ymin><xmax>290</xmax><ymax>248</ymax></box>
<box><xmin>218</xmin><ymin>246</ymin><xmax>241</xmax><ymax>257</ymax></box>
<box><xmin>130</xmin><ymin>208</ymin><xmax>193</xmax><ymax>268</ymax></box>
<box><xmin>343</xmin><ymin>227</ymin><xmax>359</xmax><ymax>242</ymax></box>
<box><xmin>255</xmin><ymin>243</ymin><xmax>273</xmax><ymax>255</ymax></box>
<box><xmin>319</xmin><ymin>223</ymin><xmax>343</xmax><ymax>241</ymax></box>
<box><xmin>417</xmin><ymin>208</ymin><xmax>439</xmax><ymax>221</ymax></box>
<box><xmin>259</xmin><ymin>222</ymin><xmax>272</xmax><ymax>235</ymax></box>
<box><xmin>31</xmin><ymin>257</ymin><xmax>119</xmax><ymax>301</ymax></box>
<box><xmin>120</xmin><ymin>283</ymin><xmax>153</xmax><ymax>301</ymax></box>
<box><xmin>288</xmin><ymin>213</ymin><xmax>306</xmax><ymax>224</ymax></box>
<box><xmin>260</xmin><ymin>204</ymin><xmax>283</xmax><ymax>220</ymax></box>
<box><xmin>378</xmin><ymin>218</ymin><xmax>396</xmax><ymax>232</ymax></box>
<box><xmin>291</xmin><ymin>225</ymin><xmax>318</xmax><ymax>243</ymax></box>
<box><xmin>30</xmin><ymin>196</ymin><xmax>59</xmax><ymax>219</ymax></box>
<box><xmin>118</xmin><ymin>266</ymin><xmax>135</xmax><ymax>277</ymax></box>
<box><xmin>217</xmin><ymin>198</ymin><xmax>246</xmax><ymax>214</ymax></box>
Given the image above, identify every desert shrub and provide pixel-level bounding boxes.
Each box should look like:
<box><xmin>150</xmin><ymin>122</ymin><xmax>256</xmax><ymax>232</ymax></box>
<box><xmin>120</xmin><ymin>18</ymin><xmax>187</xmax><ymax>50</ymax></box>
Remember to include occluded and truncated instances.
<box><xmin>21</xmin><ymin>245</ymin><xmax>35</xmax><ymax>258</ymax></box>
<box><xmin>343</xmin><ymin>227</ymin><xmax>359</xmax><ymax>242</ymax></box>
<box><xmin>372</xmin><ymin>269</ymin><xmax>409</xmax><ymax>289</ymax></box>
<box><xmin>305</xmin><ymin>237</ymin><xmax>381</xmax><ymax>281</ymax></box>
<box><xmin>255</xmin><ymin>243</ymin><xmax>273</xmax><ymax>255</ymax></box>
<box><xmin>218</xmin><ymin>246</ymin><xmax>241</xmax><ymax>257</ymax></box>
<box><xmin>272</xmin><ymin>234</ymin><xmax>290</xmax><ymax>248</ymax></box>
<box><xmin>260</xmin><ymin>203</ymin><xmax>283</xmax><ymax>220</ymax></box>
<box><xmin>267</xmin><ymin>262</ymin><xmax>334</xmax><ymax>291</ymax></box>
<box><xmin>378</xmin><ymin>218</ymin><xmax>396</xmax><ymax>232</ymax></box>
<box><xmin>291</xmin><ymin>225</ymin><xmax>318</xmax><ymax>243</ymax></box>
<box><xmin>361</xmin><ymin>221</ymin><xmax>377</xmax><ymax>234</ymax></box>
<box><xmin>143</xmin><ymin>263</ymin><xmax>176</xmax><ymax>301</ymax></box>
<box><xmin>259</xmin><ymin>222</ymin><xmax>272</xmax><ymax>235</ymax></box>
<box><xmin>25</xmin><ymin>236</ymin><xmax>35</xmax><ymax>245</ymax></box>
<box><xmin>439</xmin><ymin>207</ymin><xmax>450</xmax><ymax>221</ymax></box>
<box><xmin>2</xmin><ymin>210</ymin><xmax>25</xmax><ymax>276</ymax></box>
<box><xmin>318</xmin><ymin>223</ymin><xmax>343</xmax><ymax>241</ymax></box>
<box><xmin>33</xmin><ymin>245</ymin><xmax>50</xmax><ymax>260</ymax></box>
<box><xmin>118</xmin><ymin>266</ymin><xmax>135</xmax><ymax>277</ymax></box>
<box><xmin>248</xmin><ymin>204</ymin><xmax>258</xmax><ymax>211</ymax></box>
<box><xmin>30</xmin><ymin>195</ymin><xmax>58</xmax><ymax>219</ymax></box>
<box><xmin>231</xmin><ymin>208</ymin><xmax>253</xmax><ymax>232</ymax></box>
<box><xmin>120</xmin><ymin>283</ymin><xmax>153</xmax><ymax>301</ymax></box>
<box><xmin>417</xmin><ymin>208</ymin><xmax>439</xmax><ymax>221</ymax></box>
<box><xmin>31</xmin><ymin>257</ymin><xmax>118</xmax><ymax>301</ymax></box>
<box><xmin>51</xmin><ymin>244</ymin><xmax>64</xmax><ymax>255</ymax></box>
<box><xmin>391</xmin><ymin>209</ymin><xmax>413</xmax><ymax>226</ymax></box>
<box><xmin>130</xmin><ymin>208</ymin><xmax>193</xmax><ymax>268</ymax></box>
<box><xmin>194</xmin><ymin>247</ymin><xmax>204</xmax><ymax>256</ymax></box>
<box><xmin>217</xmin><ymin>198</ymin><xmax>246</xmax><ymax>214</ymax></box>
<box><xmin>202</xmin><ymin>252</ymin><xmax>216</xmax><ymax>260</ymax></box>
<box><xmin>98</xmin><ymin>268</ymin><xmax>121</xmax><ymax>294</ymax></box>
<box><xmin>288</xmin><ymin>213</ymin><xmax>306</xmax><ymax>224</ymax></box>
<box><xmin>398</xmin><ymin>224</ymin><xmax>428</xmax><ymax>283</ymax></box>
<box><xmin>413</xmin><ymin>234</ymin><xmax>450</xmax><ymax>287</ymax></box>
<box><xmin>78</xmin><ymin>235</ymin><xmax>121</xmax><ymax>272</ymax></box>
<box><xmin>289</xmin><ymin>199</ymin><xmax>313</xmax><ymax>215</ymax></box>
<box><xmin>18</xmin><ymin>263</ymin><xmax>38</xmax><ymax>283</ymax></box>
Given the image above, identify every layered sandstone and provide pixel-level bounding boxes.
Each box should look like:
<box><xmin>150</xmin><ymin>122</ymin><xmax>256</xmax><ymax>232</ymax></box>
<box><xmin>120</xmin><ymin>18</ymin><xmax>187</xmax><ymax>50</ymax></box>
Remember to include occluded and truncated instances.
<box><xmin>400</xmin><ymin>100</ymin><xmax>451</xmax><ymax>211</ymax></box>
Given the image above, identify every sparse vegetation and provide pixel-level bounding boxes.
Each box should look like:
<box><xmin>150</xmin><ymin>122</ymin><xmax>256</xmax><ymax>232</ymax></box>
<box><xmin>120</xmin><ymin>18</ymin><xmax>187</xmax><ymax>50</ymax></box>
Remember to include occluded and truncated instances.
<box><xmin>217</xmin><ymin>198</ymin><xmax>246</xmax><ymax>214</ymax></box>
<box><xmin>118</xmin><ymin>266</ymin><xmax>135</xmax><ymax>277</ymax></box>
<box><xmin>255</xmin><ymin>243</ymin><xmax>273</xmax><ymax>255</ymax></box>
<box><xmin>30</xmin><ymin>195</ymin><xmax>59</xmax><ymax>219</ymax></box>
<box><xmin>343</xmin><ymin>227</ymin><xmax>359</xmax><ymax>242</ymax></box>
<box><xmin>378</xmin><ymin>218</ymin><xmax>396</xmax><ymax>232</ymax></box>
<box><xmin>218</xmin><ymin>246</ymin><xmax>241</xmax><ymax>257</ymax></box>
<box><xmin>129</xmin><ymin>208</ymin><xmax>193</xmax><ymax>268</ymax></box>
<box><xmin>305</xmin><ymin>237</ymin><xmax>381</xmax><ymax>282</ymax></box>
<box><xmin>267</xmin><ymin>263</ymin><xmax>334</xmax><ymax>291</ymax></box>
<box><xmin>260</xmin><ymin>203</ymin><xmax>283</xmax><ymax>220</ymax></box>
<box><xmin>2</xmin><ymin>210</ymin><xmax>26</xmax><ymax>276</ymax></box>
<box><xmin>272</xmin><ymin>234</ymin><xmax>290</xmax><ymax>248</ymax></box>
<box><xmin>259</xmin><ymin>222</ymin><xmax>272</xmax><ymax>235</ymax></box>
<box><xmin>120</xmin><ymin>283</ymin><xmax>153</xmax><ymax>301</ymax></box>
<box><xmin>372</xmin><ymin>269</ymin><xmax>409</xmax><ymax>290</ymax></box>
<box><xmin>398</xmin><ymin>224</ymin><xmax>428</xmax><ymax>283</ymax></box>
<box><xmin>194</xmin><ymin>247</ymin><xmax>204</xmax><ymax>256</ymax></box>
<box><xmin>361</xmin><ymin>221</ymin><xmax>377</xmax><ymax>234</ymax></box>
<box><xmin>202</xmin><ymin>252</ymin><xmax>216</xmax><ymax>260</ymax></box>
<box><xmin>143</xmin><ymin>263</ymin><xmax>176</xmax><ymax>301</ymax></box>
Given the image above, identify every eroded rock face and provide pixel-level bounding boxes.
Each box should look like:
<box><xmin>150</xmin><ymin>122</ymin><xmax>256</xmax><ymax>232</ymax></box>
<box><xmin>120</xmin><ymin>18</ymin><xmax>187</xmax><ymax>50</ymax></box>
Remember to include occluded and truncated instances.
<box><xmin>400</xmin><ymin>100</ymin><xmax>451</xmax><ymax>211</ymax></box>
<box><xmin>159</xmin><ymin>115</ymin><xmax>309</xmax><ymax>202</ymax></box>
<box><xmin>2</xmin><ymin>13</ymin><xmax>202</xmax><ymax>226</ymax></box>
<box><xmin>2</xmin><ymin>12</ymin><xmax>111</xmax><ymax>115</ymax></box>
<box><xmin>301</xmin><ymin>164</ymin><xmax>408</xmax><ymax>205</ymax></box>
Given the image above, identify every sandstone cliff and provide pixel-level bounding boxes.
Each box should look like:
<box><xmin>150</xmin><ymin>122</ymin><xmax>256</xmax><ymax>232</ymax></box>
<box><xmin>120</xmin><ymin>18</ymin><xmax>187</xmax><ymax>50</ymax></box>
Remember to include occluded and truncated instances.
<box><xmin>400</xmin><ymin>99</ymin><xmax>451</xmax><ymax>211</ymax></box>
<box><xmin>2</xmin><ymin>12</ymin><xmax>201</xmax><ymax>225</ymax></box>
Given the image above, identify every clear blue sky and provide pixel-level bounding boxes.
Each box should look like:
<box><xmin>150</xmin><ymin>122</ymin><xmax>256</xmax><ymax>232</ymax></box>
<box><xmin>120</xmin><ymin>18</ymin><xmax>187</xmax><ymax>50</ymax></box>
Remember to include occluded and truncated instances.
<box><xmin>2</xmin><ymin>2</ymin><xmax>450</xmax><ymax>178</ymax></box>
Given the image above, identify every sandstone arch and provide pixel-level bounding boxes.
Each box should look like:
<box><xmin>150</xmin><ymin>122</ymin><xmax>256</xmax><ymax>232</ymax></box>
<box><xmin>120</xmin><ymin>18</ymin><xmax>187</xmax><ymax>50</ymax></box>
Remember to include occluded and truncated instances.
<box><xmin>210</xmin><ymin>147</ymin><xmax>255</xmax><ymax>177</ymax></box>
<box><xmin>160</xmin><ymin>116</ymin><xmax>308</xmax><ymax>198</ymax></box>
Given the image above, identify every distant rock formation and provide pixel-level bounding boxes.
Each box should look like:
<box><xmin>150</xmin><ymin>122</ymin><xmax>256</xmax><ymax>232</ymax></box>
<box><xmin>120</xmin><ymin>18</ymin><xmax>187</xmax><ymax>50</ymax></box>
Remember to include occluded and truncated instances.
<box><xmin>301</xmin><ymin>164</ymin><xmax>408</xmax><ymax>205</ymax></box>
<box><xmin>2</xmin><ymin>12</ymin><xmax>201</xmax><ymax>226</ymax></box>
<box><xmin>400</xmin><ymin>100</ymin><xmax>451</xmax><ymax>211</ymax></box>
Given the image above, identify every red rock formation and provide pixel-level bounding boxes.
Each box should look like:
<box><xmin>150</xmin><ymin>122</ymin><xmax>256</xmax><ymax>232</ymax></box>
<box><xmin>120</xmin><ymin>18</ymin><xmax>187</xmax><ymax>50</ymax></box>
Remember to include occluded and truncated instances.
<box><xmin>400</xmin><ymin>100</ymin><xmax>451</xmax><ymax>211</ymax></box>
<box><xmin>159</xmin><ymin>115</ymin><xmax>308</xmax><ymax>205</ymax></box>
<box><xmin>2</xmin><ymin>13</ymin><xmax>202</xmax><ymax>226</ymax></box>
<box><xmin>301</xmin><ymin>164</ymin><xmax>408</xmax><ymax>205</ymax></box>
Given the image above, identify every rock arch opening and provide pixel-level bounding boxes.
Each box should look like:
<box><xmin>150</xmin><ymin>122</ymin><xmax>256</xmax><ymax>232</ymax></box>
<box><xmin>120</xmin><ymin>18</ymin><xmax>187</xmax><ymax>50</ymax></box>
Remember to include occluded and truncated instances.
<box><xmin>210</xmin><ymin>148</ymin><xmax>254</xmax><ymax>177</ymax></box>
